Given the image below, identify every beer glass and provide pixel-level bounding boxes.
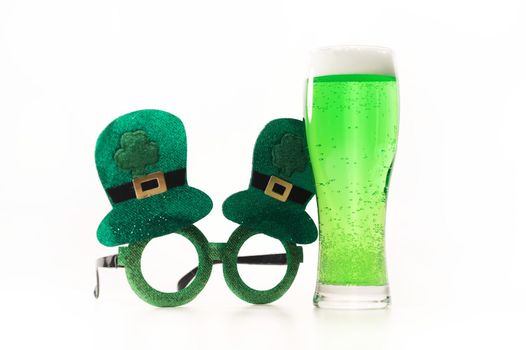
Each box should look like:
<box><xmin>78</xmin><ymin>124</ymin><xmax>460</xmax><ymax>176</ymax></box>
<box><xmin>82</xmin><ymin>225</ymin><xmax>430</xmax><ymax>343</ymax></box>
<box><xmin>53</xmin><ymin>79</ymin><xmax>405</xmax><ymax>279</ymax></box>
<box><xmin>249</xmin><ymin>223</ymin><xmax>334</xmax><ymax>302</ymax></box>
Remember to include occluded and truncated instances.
<box><xmin>305</xmin><ymin>46</ymin><xmax>399</xmax><ymax>309</ymax></box>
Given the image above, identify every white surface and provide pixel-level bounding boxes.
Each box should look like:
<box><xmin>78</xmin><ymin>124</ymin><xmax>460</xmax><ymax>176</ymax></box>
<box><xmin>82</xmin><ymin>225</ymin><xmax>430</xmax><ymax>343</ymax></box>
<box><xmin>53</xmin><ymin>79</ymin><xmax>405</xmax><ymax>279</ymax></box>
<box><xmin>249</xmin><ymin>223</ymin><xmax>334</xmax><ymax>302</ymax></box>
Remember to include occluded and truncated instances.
<box><xmin>310</xmin><ymin>46</ymin><xmax>396</xmax><ymax>77</ymax></box>
<box><xmin>1</xmin><ymin>0</ymin><xmax>526</xmax><ymax>349</ymax></box>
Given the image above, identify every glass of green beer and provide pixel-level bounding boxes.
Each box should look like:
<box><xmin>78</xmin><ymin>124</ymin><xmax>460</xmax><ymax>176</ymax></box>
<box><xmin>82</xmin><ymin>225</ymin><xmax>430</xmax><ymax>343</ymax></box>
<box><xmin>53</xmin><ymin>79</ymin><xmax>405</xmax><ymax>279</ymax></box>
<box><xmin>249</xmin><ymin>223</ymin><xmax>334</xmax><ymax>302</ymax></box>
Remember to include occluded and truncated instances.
<box><xmin>305</xmin><ymin>46</ymin><xmax>399</xmax><ymax>309</ymax></box>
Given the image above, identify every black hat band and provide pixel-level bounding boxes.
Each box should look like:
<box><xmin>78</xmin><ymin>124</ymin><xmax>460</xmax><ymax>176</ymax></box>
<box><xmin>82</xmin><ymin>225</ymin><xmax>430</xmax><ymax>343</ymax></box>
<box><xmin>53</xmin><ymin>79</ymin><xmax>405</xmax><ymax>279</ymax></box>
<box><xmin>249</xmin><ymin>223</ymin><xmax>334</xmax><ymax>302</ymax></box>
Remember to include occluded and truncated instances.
<box><xmin>106</xmin><ymin>168</ymin><xmax>187</xmax><ymax>204</ymax></box>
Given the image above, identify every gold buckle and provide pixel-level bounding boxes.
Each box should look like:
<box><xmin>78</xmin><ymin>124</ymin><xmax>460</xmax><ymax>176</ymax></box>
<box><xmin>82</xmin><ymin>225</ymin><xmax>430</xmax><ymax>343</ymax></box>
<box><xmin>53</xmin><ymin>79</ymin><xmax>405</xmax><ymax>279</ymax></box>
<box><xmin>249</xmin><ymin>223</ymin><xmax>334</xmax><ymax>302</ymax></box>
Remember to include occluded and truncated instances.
<box><xmin>132</xmin><ymin>171</ymin><xmax>167</xmax><ymax>199</ymax></box>
<box><xmin>264</xmin><ymin>176</ymin><xmax>293</xmax><ymax>202</ymax></box>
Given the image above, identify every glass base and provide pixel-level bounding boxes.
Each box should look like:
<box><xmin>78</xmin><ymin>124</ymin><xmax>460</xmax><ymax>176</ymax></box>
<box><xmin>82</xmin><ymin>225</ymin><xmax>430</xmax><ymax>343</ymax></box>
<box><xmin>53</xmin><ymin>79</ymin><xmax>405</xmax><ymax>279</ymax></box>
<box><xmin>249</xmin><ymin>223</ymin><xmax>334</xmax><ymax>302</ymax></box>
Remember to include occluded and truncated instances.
<box><xmin>313</xmin><ymin>284</ymin><xmax>390</xmax><ymax>310</ymax></box>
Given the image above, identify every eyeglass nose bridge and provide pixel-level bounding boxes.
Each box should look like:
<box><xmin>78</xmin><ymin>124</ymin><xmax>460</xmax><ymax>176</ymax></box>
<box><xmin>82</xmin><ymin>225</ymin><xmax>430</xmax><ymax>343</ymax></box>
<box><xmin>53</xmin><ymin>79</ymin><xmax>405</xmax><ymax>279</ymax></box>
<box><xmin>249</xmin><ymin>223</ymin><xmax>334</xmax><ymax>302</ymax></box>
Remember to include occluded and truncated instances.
<box><xmin>208</xmin><ymin>242</ymin><xmax>227</xmax><ymax>262</ymax></box>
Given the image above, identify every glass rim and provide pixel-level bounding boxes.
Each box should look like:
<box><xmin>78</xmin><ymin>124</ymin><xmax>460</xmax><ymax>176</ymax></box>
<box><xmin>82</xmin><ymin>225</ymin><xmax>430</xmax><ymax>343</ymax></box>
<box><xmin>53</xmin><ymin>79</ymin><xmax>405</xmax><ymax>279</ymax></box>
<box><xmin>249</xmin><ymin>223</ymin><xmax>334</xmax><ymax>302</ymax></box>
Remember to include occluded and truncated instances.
<box><xmin>310</xmin><ymin>44</ymin><xmax>394</xmax><ymax>54</ymax></box>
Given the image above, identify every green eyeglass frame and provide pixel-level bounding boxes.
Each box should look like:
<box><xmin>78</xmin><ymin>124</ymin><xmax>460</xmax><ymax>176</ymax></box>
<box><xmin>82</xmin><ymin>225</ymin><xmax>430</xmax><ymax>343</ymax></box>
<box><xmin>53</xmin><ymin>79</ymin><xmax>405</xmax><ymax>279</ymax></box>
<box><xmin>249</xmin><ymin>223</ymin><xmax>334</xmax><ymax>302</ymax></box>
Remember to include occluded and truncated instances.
<box><xmin>95</xmin><ymin>225</ymin><xmax>303</xmax><ymax>307</ymax></box>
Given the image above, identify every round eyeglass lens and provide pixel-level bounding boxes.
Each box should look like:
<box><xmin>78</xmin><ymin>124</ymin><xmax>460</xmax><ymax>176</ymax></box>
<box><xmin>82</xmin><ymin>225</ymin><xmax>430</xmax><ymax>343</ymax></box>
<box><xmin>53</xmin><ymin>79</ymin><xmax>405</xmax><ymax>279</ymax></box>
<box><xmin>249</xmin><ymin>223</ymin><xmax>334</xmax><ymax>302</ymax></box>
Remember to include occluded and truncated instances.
<box><xmin>236</xmin><ymin>233</ymin><xmax>288</xmax><ymax>291</ymax></box>
<box><xmin>140</xmin><ymin>233</ymin><xmax>199</xmax><ymax>292</ymax></box>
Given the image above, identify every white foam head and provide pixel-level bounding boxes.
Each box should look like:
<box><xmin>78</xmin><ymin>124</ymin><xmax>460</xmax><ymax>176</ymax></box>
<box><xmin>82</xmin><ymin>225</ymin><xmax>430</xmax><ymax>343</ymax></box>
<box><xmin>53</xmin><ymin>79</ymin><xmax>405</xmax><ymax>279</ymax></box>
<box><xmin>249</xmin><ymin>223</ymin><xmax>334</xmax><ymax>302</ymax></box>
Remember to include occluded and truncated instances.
<box><xmin>309</xmin><ymin>45</ymin><xmax>395</xmax><ymax>77</ymax></box>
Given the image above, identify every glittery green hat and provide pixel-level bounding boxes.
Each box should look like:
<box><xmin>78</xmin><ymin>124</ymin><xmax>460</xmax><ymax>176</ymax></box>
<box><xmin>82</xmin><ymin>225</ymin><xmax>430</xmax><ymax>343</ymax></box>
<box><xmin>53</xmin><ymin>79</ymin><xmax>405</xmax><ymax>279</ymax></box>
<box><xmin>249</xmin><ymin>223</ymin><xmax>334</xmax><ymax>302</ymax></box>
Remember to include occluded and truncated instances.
<box><xmin>95</xmin><ymin>109</ymin><xmax>212</xmax><ymax>247</ymax></box>
<box><xmin>222</xmin><ymin>118</ymin><xmax>318</xmax><ymax>244</ymax></box>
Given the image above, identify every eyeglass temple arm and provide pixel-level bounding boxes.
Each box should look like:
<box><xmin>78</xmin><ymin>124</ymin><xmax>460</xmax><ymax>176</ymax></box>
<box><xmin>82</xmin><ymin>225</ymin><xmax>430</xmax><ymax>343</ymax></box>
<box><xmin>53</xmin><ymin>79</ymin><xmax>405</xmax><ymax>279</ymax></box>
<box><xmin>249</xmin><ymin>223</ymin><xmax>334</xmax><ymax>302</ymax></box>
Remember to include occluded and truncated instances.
<box><xmin>94</xmin><ymin>254</ymin><xmax>122</xmax><ymax>299</ymax></box>
<box><xmin>177</xmin><ymin>253</ymin><xmax>287</xmax><ymax>291</ymax></box>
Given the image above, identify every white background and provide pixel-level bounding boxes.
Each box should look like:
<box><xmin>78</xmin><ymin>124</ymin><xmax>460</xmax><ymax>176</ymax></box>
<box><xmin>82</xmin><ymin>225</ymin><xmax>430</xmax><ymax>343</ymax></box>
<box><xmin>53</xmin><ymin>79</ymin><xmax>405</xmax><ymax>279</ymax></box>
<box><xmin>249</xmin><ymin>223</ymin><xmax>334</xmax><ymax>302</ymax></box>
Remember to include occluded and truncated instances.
<box><xmin>1</xmin><ymin>0</ymin><xmax>525</xmax><ymax>349</ymax></box>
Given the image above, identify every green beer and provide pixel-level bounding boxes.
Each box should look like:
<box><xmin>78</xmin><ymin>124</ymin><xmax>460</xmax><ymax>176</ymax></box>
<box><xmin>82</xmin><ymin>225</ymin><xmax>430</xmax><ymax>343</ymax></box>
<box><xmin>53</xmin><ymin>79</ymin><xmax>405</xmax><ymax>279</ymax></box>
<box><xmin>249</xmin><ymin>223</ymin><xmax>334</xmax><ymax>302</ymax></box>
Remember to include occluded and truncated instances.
<box><xmin>305</xmin><ymin>46</ymin><xmax>398</xmax><ymax>308</ymax></box>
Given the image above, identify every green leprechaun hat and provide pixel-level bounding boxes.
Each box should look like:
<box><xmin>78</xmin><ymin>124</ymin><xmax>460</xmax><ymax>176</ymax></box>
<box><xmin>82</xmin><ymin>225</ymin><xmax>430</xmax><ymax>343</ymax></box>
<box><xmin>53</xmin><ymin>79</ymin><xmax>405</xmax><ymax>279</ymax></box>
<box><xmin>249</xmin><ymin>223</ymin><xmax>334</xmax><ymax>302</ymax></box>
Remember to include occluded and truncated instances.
<box><xmin>222</xmin><ymin>118</ymin><xmax>318</xmax><ymax>244</ymax></box>
<box><xmin>95</xmin><ymin>109</ymin><xmax>213</xmax><ymax>247</ymax></box>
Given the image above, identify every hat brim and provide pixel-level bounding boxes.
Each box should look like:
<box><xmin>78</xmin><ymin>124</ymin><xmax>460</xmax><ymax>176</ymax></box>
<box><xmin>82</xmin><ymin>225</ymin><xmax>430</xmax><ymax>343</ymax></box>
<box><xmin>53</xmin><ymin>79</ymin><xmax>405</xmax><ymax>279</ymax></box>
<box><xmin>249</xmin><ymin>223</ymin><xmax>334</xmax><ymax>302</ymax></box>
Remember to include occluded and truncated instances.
<box><xmin>97</xmin><ymin>186</ymin><xmax>212</xmax><ymax>247</ymax></box>
<box><xmin>222</xmin><ymin>188</ymin><xmax>318</xmax><ymax>244</ymax></box>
